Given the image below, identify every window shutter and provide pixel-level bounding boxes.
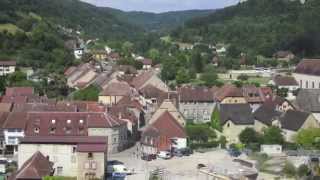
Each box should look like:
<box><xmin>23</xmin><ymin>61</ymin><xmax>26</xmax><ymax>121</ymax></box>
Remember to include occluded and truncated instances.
<box><xmin>91</xmin><ymin>162</ymin><xmax>97</xmax><ymax>170</ymax></box>
<box><xmin>84</xmin><ymin>162</ymin><xmax>90</xmax><ymax>169</ymax></box>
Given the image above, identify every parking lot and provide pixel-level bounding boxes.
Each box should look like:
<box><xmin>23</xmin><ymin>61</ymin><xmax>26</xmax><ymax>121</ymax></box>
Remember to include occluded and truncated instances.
<box><xmin>109</xmin><ymin>145</ymin><xmax>243</xmax><ymax>180</ymax></box>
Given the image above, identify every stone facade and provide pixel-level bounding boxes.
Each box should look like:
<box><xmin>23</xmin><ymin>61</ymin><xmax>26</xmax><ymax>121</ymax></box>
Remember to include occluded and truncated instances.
<box><xmin>179</xmin><ymin>102</ymin><xmax>216</xmax><ymax>123</ymax></box>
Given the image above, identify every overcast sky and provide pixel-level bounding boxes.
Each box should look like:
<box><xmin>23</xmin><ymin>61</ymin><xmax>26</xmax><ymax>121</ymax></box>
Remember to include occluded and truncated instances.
<box><xmin>81</xmin><ymin>0</ymin><xmax>239</xmax><ymax>13</ymax></box>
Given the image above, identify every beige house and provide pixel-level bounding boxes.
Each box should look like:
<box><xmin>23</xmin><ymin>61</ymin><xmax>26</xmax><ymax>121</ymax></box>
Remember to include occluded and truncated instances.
<box><xmin>217</xmin><ymin>104</ymin><xmax>254</xmax><ymax>144</ymax></box>
<box><xmin>280</xmin><ymin>110</ymin><xmax>320</xmax><ymax>142</ymax></box>
<box><xmin>18</xmin><ymin>136</ymin><xmax>107</xmax><ymax>180</ymax></box>
<box><xmin>98</xmin><ymin>81</ymin><xmax>134</xmax><ymax>105</ymax></box>
<box><xmin>293</xmin><ymin>59</ymin><xmax>320</xmax><ymax>89</ymax></box>
<box><xmin>0</xmin><ymin>61</ymin><xmax>16</xmax><ymax>76</ymax></box>
<box><xmin>215</xmin><ymin>84</ymin><xmax>247</xmax><ymax>104</ymax></box>
<box><xmin>148</xmin><ymin>99</ymin><xmax>186</xmax><ymax>127</ymax></box>
<box><xmin>131</xmin><ymin>70</ymin><xmax>169</xmax><ymax>92</ymax></box>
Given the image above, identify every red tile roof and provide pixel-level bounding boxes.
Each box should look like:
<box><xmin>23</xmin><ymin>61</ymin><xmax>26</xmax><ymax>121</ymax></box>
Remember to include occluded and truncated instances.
<box><xmin>242</xmin><ymin>85</ymin><xmax>264</xmax><ymax>103</ymax></box>
<box><xmin>215</xmin><ymin>84</ymin><xmax>243</xmax><ymax>101</ymax></box>
<box><xmin>20</xmin><ymin>136</ymin><xmax>107</xmax><ymax>144</ymax></box>
<box><xmin>0</xmin><ymin>61</ymin><xmax>16</xmax><ymax>66</ymax></box>
<box><xmin>5</xmin><ymin>87</ymin><xmax>34</xmax><ymax>96</ymax></box>
<box><xmin>142</xmin><ymin>111</ymin><xmax>186</xmax><ymax>139</ymax></box>
<box><xmin>178</xmin><ymin>86</ymin><xmax>217</xmax><ymax>102</ymax></box>
<box><xmin>273</xmin><ymin>75</ymin><xmax>298</xmax><ymax>86</ymax></box>
<box><xmin>0</xmin><ymin>103</ymin><xmax>12</xmax><ymax>112</ymax></box>
<box><xmin>64</xmin><ymin>66</ymin><xmax>77</xmax><ymax>76</ymax></box>
<box><xmin>3</xmin><ymin>112</ymin><xmax>28</xmax><ymax>129</ymax></box>
<box><xmin>142</xmin><ymin>58</ymin><xmax>152</xmax><ymax>65</ymax></box>
<box><xmin>77</xmin><ymin>144</ymin><xmax>107</xmax><ymax>152</ymax></box>
<box><xmin>9</xmin><ymin>151</ymin><xmax>53</xmax><ymax>180</ymax></box>
<box><xmin>100</xmin><ymin>81</ymin><xmax>132</xmax><ymax>96</ymax></box>
<box><xmin>295</xmin><ymin>59</ymin><xmax>320</xmax><ymax>76</ymax></box>
<box><xmin>109</xmin><ymin>106</ymin><xmax>138</xmax><ymax>124</ymax></box>
<box><xmin>1</xmin><ymin>96</ymin><xmax>28</xmax><ymax>104</ymax></box>
<box><xmin>131</xmin><ymin>71</ymin><xmax>155</xmax><ymax>89</ymax></box>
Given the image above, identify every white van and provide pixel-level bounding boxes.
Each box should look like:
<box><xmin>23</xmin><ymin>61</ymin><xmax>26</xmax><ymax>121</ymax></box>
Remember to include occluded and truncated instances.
<box><xmin>157</xmin><ymin>151</ymin><xmax>171</xmax><ymax>159</ymax></box>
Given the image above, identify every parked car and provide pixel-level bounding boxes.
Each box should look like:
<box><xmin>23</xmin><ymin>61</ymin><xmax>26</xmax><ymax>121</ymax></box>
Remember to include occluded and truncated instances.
<box><xmin>180</xmin><ymin>148</ymin><xmax>193</xmax><ymax>156</ymax></box>
<box><xmin>141</xmin><ymin>154</ymin><xmax>153</xmax><ymax>161</ymax></box>
<box><xmin>228</xmin><ymin>148</ymin><xmax>241</xmax><ymax>157</ymax></box>
<box><xmin>157</xmin><ymin>151</ymin><xmax>171</xmax><ymax>159</ymax></box>
<box><xmin>107</xmin><ymin>160</ymin><xmax>128</xmax><ymax>177</ymax></box>
<box><xmin>172</xmin><ymin>149</ymin><xmax>183</xmax><ymax>157</ymax></box>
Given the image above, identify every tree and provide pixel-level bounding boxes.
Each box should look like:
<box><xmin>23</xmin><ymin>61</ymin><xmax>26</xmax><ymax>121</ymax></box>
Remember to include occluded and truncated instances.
<box><xmin>237</xmin><ymin>74</ymin><xmax>249</xmax><ymax>81</ymax></box>
<box><xmin>297</xmin><ymin>164</ymin><xmax>309</xmax><ymax>178</ymax></box>
<box><xmin>176</xmin><ymin>68</ymin><xmax>190</xmax><ymax>85</ymax></box>
<box><xmin>191</xmin><ymin>51</ymin><xmax>204</xmax><ymax>73</ymax></box>
<box><xmin>295</xmin><ymin>128</ymin><xmax>320</xmax><ymax>149</ymax></box>
<box><xmin>239</xmin><ymin>128</ymin><xmax>260</xmax><ymax>145</ymax></box>
<box><xmin>283</xmin><ymin>161</ymin><xmax>296</xmax><ymax>178</ymax></box>
<box><xmin>263</xmin><ymin>127</ymin><xmax>284</xmax><ymax>145</ymax></box>
<box><xmin>277</xmin><ymin>88</ymin><xmax>288</xmax><ymax>98</ymax></box>
<box><xmin>200</xmin><ymin>65</ymin><xmax>219</xmax><ymax>87</ymax></box>
<box><xmin>211</xmin><ymin>108</ymin><xmax>222</xmax><ymax>132</ymax></box>
<box><xmin>122</xmin><ymin>41</ymin><xmax>134</xmax><ymax>57</ymax></box>
<box><xmin>147</xmin><ymin>48</ymin><xmax>160</xmax><ymax>64</ymax></box>
<box><xmin>73</xmin><ymin>85</ymin><xmax>100</xmax><ymax>101</ymax></box>
<box><xmin>186</xmin><ymin>124</ymin><xmax>216</xmax><ymax>143</ymax></box>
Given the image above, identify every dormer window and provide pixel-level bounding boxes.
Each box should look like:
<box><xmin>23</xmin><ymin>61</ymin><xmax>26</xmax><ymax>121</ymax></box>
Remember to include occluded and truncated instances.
<box><xmin>50</xmin><ymin>127</ymin><xmax>56</xmax><ymax>134</ymax></box>
<box><xmin>79</xmin><ymin>120</ymin><xmax>84</xmax><ymax>124</ymax></box>
<box><xmin>64</xmin><ymin>127</ymin><xmax>72</xmax><ymax>134</ymax></box>
<box><xmin>67</xmin><ymin>120</ymin><xmax>71</xmax><ymax>124</ymax></box>
<box><xmin>51</xmin><ymin>120</ymin><xmax>56</xmax><ymax>124</ymax></box>
<box><xmin>34</xmin><ymin>127</ymin><xmax>40</xmax><ymax>134</ymax></box>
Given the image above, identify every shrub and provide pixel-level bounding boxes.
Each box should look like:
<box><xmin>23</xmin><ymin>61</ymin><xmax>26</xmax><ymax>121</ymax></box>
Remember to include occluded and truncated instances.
<box><xmin>283</xmin><ymin>161</ymin><xmax>296</xmax><ymax>178</ymax></box>
<box><xmin>297</xmin><ymin>164</ymin><xmax>309</xmax><ymax>177</ymax></box>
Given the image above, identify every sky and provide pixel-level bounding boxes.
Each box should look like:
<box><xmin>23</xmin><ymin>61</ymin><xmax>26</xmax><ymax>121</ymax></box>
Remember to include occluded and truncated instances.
<box><xmin>81</xmin><ymin>0</ymin><xmax>239</xmax><ymax>13</ymax></box>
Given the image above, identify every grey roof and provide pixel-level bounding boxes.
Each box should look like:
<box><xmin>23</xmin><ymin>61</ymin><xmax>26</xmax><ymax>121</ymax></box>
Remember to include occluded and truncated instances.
<box><xmin>296</xmin><ymin>89</ymin><xmax>320</xmax><ymax>112</ymax></box>
<box><xmin>280</xmin><ymin>110</ymin><xmax>310</xmax><ymax>131</ymax></box>
<box><xmin>253</xmin><ymin>104</ymin><xmax>282</xmax><ymax>126</ymax></box>
<box><xmin>220</xmin><ymin>104</ymin><xmax>254</xmax><ymax>125</ymax></box>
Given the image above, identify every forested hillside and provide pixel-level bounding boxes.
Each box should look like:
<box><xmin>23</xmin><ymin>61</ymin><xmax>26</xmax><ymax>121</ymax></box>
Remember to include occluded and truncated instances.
<box><xmin>172</xmin><ymin>0</ymin><xmax>320</xmax><ymax>57</ymax></box>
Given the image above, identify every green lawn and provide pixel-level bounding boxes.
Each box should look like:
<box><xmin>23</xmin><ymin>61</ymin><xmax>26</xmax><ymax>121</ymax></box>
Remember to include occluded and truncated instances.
<box><xmin>0</xmin><ymin>24</ymin><xmax>22</xmax><ymax>34</ymax></box>
<box><xmin>247</xmin><ymin>77</ymin><xmax>270</xmax><ymax>85</ymax></box>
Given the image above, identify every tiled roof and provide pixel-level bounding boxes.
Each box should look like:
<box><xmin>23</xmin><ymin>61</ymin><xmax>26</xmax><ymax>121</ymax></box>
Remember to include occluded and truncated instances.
<box><xmin>142</xmin><ymin>111</ymin><xmax>186</xmax><ymax>139</ymax></box>
<box><xmin>77</xmin><ymin>144</ymin><xmax>107</xmax><ymax>152</ymax></box>
<box><xmin>0</xmin><ymin>103</ymin><xmax>12</xmax><ymax>112</ymax></box>
<box><xmin>296</xmin><ymin>89</ymin><xmax>320</xmax><ymax>112</ymax></box>
<box><xmin>242</xmin><ymin>85</ymin><xmax>264</xmax><ymax>103</ymax></box>
<box><xmin>215</xmin><ymin>84</ymin><xmax>243</xmax><ymax>102</ymax></box>
<box><xmin>100</xmin><ymin>81</ymin><xmax>132</xmax><ymax>96</ymax></box>
<box><xmin>280</xmin><ymin>110</ymin><xmax>310</xmax><ymax>131</ymax></box>
<box><xmin>3</xmin><ymin>112</ymin><xmax>28</xmax><ymax>129</ymax></box>
<box><xmin>273</xmin><ymin>75</ymin><xmax>298</xmax><ymax>86</ymax></box>
<box><xmin>219</xmin><ymin>104</ymin><xmax>254</xmax><ymax>125</ymax></box>
<box><xmin>0</xmin><ymin>61</ymin><xmax>16</xmax><ymax>66</ymax></box>
<box><xmin>253</xmin><ymin>104</ymin><xmax>281</xmax><ymax>126</ymax></box>
<box><xmin>295</xmin><ymin>59</ymin><xmax>320</xmax><ymax>76</ymax></box>
<box><xmin>178</xmin><ymin>86</ymin><xmax>217</xmax><ymax>102</ymax></box>
<box><xmin>109</xmin><ymin>106</ymin><xmax>138</xmax><ymax>124</ymax></box>
<box><xmin>20</xmin><ymin>136</ymin><xmax>107</xmax><ymax>144</ymax></box>
<box><xmin>142</xmin><ymin>58</ymin><xmax>152</xmax><ymax>65</ymax></box>
<box><xmin>1</xmin><ymin>96</ymin><xmax>28</xmax><ymax>104</ymax></box>
<box><xmin>9</xmin><ymin>151</ymin><xmax>53</xmax><ymax>180</ymax></box>
<box><xmin>5</xmin><ymin>87</ymin><xmax>34</xmax><ymax>96</ymax></box>
<box><xmin>64</xmin><ymin>66</ymin><xmax>77</xmax><ymax>77</ymax></box>
<box><xmin>131</xmin><ymin>71</ymin><xmax>155</xmax><ymax>89</ymax></box>
<box><xmin>140</xmin><ymin>85</ymin><xmax>167</xmax><ymax>99</ymax></box>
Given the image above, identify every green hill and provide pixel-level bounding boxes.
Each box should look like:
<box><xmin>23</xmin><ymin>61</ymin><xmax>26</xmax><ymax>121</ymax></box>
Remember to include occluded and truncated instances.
<box><xmin>172</xmin><ymin>0</ymin><xmax>320</xmax><ymax>57</ymax></box>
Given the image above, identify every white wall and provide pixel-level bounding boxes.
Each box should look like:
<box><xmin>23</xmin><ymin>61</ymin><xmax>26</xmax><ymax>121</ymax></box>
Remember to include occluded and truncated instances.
<box><xmin>293</xmin><ymin>73</ymin><xmax>320</xmax><ymax>89</ymax></box>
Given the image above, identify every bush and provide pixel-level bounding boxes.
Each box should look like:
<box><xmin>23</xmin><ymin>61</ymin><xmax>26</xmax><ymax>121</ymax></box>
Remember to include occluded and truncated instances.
<box><xmin>297</xmin><ymin>164</ymin><xmax>309</xmax><ymax>177</ymax></box>
<box><xmin>283</xmin><ymin>161</ymin><xmax>296</xmax><ymax>178</ymax></box>
<box><xmin>190</xmin><ymin>141</ymin><xmax>219</xmax><ymax>149</ymax></box>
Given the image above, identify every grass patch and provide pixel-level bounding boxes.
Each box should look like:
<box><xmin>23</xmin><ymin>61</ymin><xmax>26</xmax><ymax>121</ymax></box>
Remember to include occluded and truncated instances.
<box><xmin>0</xmin><ymin>24</ymin><xmax>22</xmax><ymax>34</ymax></box>
<box><xmin>247</xmin><ymin>77</ymin><xmax>270</xmax><ymax>85</ymax></box>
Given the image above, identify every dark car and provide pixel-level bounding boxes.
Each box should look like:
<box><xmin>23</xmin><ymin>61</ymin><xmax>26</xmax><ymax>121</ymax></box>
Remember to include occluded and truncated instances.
<box><xmin>228</xmin><ymin>149</ymin><xmax>241</xmax><ymax>157</ymax></box>
<box><xmin>141</xmin><ymin>154</ymin><xmax>152</xmax><ymax>161</ymax></box>
<box><xmin>172</xmin><ymin>149</ymin><xmax>183</xmax><ymax>157</ymax></box>
<box><xmin>181</xmin><ymin>148</ymin><xmax>193</xmax><ymax>156</ymax></box>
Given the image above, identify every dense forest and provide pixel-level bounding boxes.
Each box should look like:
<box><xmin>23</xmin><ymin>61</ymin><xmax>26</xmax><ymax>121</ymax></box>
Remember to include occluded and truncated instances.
<box><xmin>172</xmin><ymin>0</ymin><xmax>320</xmax><ymax>58</ymax></box>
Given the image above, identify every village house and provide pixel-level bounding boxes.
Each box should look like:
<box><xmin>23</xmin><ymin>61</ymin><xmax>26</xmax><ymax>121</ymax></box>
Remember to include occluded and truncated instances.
<box><xmin>280</xmin><ymin>110</ymin><xmax>320</xmax><ymax>142</ymax></box>
<box><xmin>242</xmin><ymin>85</ymin><xmax>267</xmax><ymax>112</ymax></box>
<box><xmin>91</xmin><ymin>50</ymin><xmax>108</xmax><ymax>61</ymax></box>
<box><xmin>65</xmin><ymin>63</ymin><xmax>98</xmax><ymax>89</ymax></box>
<box><xmin>269</xmin><ymin>75</ymin><xmax>299</xmax><ymax>100</ymax></box>
<box><xmin>107</xmin><ymin>52</ymin><xmax>120</xmax><ymax>61</ymax></box>
<box><xmin>140</xmin><ymin>111</ymin><xmax>187</xmax><ymax>155</ymax></box>
<box><xmin>148</xmin><ymin>99</ymin><xmax>185</xmax><ymax>127</ymax></box>
<box><xmin>296</xmin><ymin>89</ymin><xmax>320</xmax><ymax>121</ymax></box>
<box><xmin>74</xmin><ymin>48</ymin><xmax>84</xmax><ymax>59</ymax></box>
<box><xmin>9</xmin><ymin>151</ymin><xmax>54</xmax><ymax>180</ymax></box>
<box><xmin>131</xmin><ymin>70</ymin><xmax>169</xmax><ymax>92</ymax></box>
<box><xmin>253</xmin><ymin>103</ymin><xmax>282</xmax><ymax>133</ymax></box>
<box><xmin>0</xmin><ymin>61</ymin><xmax>16</xmax><ymax>76</ymax></box>
<box><xmin>293</xmin><ymin>59</ymin><xmax>320</xmax><ymax>89</ymax></box>
<box><xmin>215</xmin><ymin>103</ymin><xmax>254</xmax><ymax>144</ymax></box>
<box><xmin>273</xmin><ymin>51</ymin><xmax>295</xmax><ymax>62</ymax></box>
<box><xmin>141</xmin><ymin>58</ymin><xmax>152</xmax><ymax>70</ymax></box>
<box><xmin>178</xmin><ymin>86</ymin><xmax>217</xmax><ymax>123</ymax></box>
<box><xmin>18</xmin><ymin>136</ymin><xmax>107</xmax><ymax>180</ymax></box>
<box><xmin>215</xmin><ymin>84</ymin><xmax>247</xmax><ymax>104</ymax></box>
<box><xmin>99</xmin><ymin>81</ymin><xmax>135</xmax><ymax>105</ymax></box>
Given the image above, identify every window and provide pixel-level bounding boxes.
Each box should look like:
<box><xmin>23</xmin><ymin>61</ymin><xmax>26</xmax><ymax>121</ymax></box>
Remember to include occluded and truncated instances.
<box><xmin>72</xmin><ymin>146</ymin><xmax>76</xmax><ymax>153</ymax></box>
<box><xmin>34</xmin><ymin>127</ymin><xmax>40</xmax><ymax>134</ymax></box>
<box><xmin>300</xmin><ymin>80</ymin><xmax>302</xmax><ymax>88</ymax></box>
<box><xmin>67</xmin><ymin>120</ymin><xmax>71</xmax><ymax>124</ymax></box>
<box><xmin>79</xmin><ymin>119</ymin><xmax>84</xmax><ymax>124</ymax></box>
<box><xmin>306</xmin><ymin>81</ymin><xmax>308</xmax><ymax>88</ymax></box>
<box><xmin>51</xmin><ymin>119</ymin><xmax>56</xmax><ymax>124</ymax></box>
<box><xmin>57</xmin><ymin>167</ymin><xmax>63</xmax><ymax>175</ymax></box>
<box><xmin>227</xmin><ymin>123</ymin><xmax>230</xmax><ymax>128</ymax></box>
<box><xmin>313</xmin><ymin>82</ymin><xmax>315</xmax><ymax>89</ymax></box>
<box><xmin>49</xmin><ymin>127</ymin><xmax>56</xmax><ymax>134</ymax></box>
<box><xmin>88</xmin><ymin>152</ymin><xmax>93</xmax><ymax>159</ymax></box>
